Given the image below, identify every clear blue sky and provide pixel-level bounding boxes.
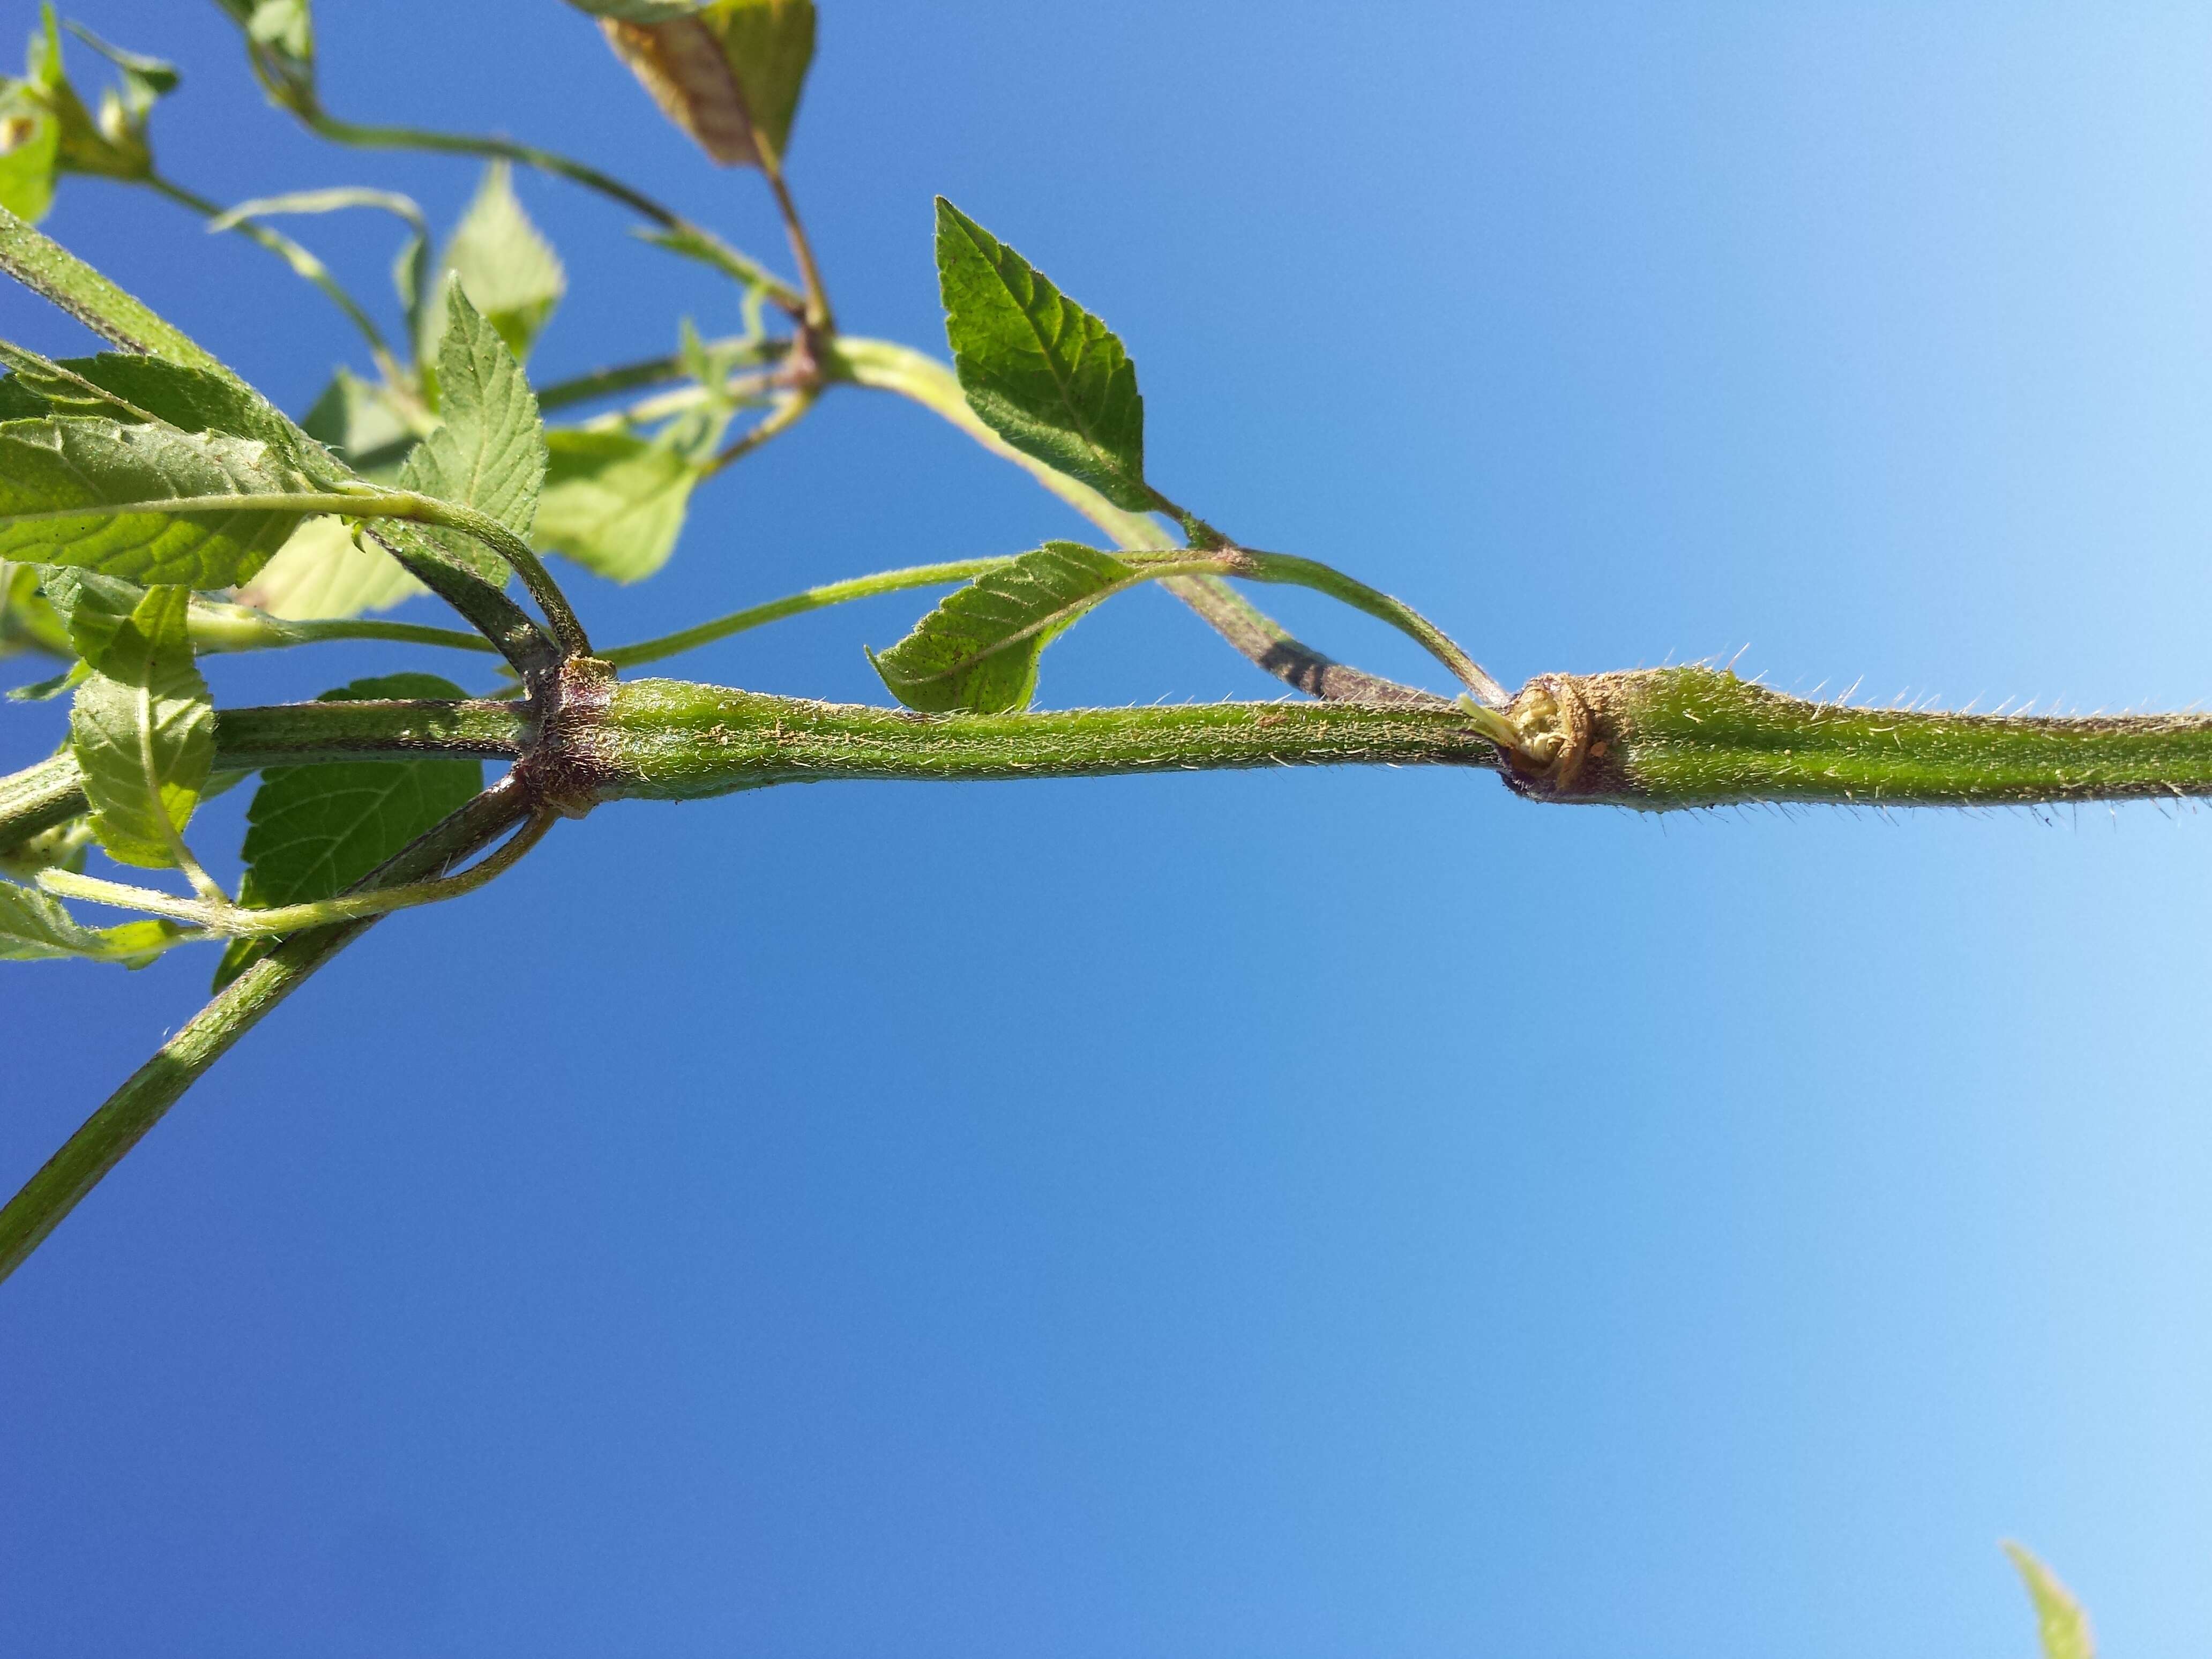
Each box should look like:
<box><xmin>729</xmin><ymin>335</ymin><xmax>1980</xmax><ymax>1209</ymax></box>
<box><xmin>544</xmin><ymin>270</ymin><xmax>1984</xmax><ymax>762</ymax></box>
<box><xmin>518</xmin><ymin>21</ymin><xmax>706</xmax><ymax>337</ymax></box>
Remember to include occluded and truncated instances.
<box><xmin>6</xmin><ymin>3</ymin><xmax>2212</xmax><ymax>1652</ymax></box>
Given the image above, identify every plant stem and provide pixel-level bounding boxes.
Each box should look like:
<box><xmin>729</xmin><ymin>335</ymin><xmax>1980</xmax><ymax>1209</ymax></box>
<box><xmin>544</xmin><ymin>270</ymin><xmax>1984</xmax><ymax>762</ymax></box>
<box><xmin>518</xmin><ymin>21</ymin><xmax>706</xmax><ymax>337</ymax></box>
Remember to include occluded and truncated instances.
<box><xmin>1505</xmin><ymin>667</ymin><xmax>2212</xmax><ymax>807</ymax></box>
<box><xmin>303</xmin><ymin>115</ymin><xmax>804</xmax><ymax>313</ymax></box>
<box><xmin>0</xmin><ymin>779</ymin><xmax>533</xmax><ymax>1286</ymax></box>
<box><xmin>0</xmin><ymin>203</ymin><xmax>228</xmax><ymax>371</ymax></box>
<box><xmin>185</xmin><ymin>601</ymin><xmax>497</xmax><ymax>657</ymax></box>
<box><xmin>707</xmin><ymin>387</ymin><xmax>816</xmax><ymax>473</ymax></box>
<box><xmin>0</xmin><ymin>751</ymin><xmax>85</xmax><ymax>853</ymax></box>
<box><xmin>143</xmin><ymin>174</ymin><xmax>405</xmax><ymax>384</ymax></box>
<box><xmin>762</xmin><ymin>161</ymin><xmax>833</xmax><ymax>334</ymax></box>
<box><xmin>535</xmin><ymin>337</ymin><xmax>784</xmax><ymax>415</ymax></box>
<box><xmin>42</xmin><ymin>808</ymin><xmax>555</xmax><ymax>935</ymax></box>
<box><xmin>599</xmin><ymin>558</ymin><xmax>1009</xmax><ymax>671</ymax></box>
<box><xmin>588</xmin><ymin>680</ymin><xmax>1503</xmax><ymax>798</ymax></box>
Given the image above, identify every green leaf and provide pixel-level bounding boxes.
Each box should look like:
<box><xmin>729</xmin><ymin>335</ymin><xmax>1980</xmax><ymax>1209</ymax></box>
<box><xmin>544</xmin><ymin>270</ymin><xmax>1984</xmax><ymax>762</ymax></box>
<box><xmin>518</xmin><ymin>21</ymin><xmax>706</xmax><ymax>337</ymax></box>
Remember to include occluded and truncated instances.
<box><xmin>2005</xmin><ymin>1544</ymin><xmax>2096</xmax><ymax>1659</ymax></box>
<box><xmin>869</xmin><ymin>541</ymin><xmax>1138</xmax><ymax>714</ymax></box>
<box><xmin>235</xmin><ymin>514</ymin><xmax>422</xmax><ymax>620</ymax></box>
<box><xmin>212</xmin><ymin>0</ymin><xmax>316</xmax><ymax>116</ymax></box>
<box><xmin>67</xmin><ymin>582</ymin><xmax>214</xmax><ymax>869</ymax></box>
<box><xmin>0</xmin><ymin>347</ymin><xmax>348</xmax><ymax>482</ymax></box>
<box><xmin>595</xmin><ymin>0</ymin><xmax>814</xmax><ymax>169</ymax></box>
<box><xmin>0</xmin><ymin>876</ymin><xmax>184</xmax><ymax>966</ymax></box>
<box><xmin>429</xmin><ymin>163</ymin><xmax>564</xmax><ymax>364</ymax></box>
<box><xmin>38</xmin><ymin>561</ymin><xmax>141</xmax><ymax>660</ymax></box>
<box><xmin>397</xmin><ymin>280</ymin><xmax>548</xmax><ymax>581</ymax></box>
<box><xmin>215</xmin><ymin>671</ymin><xmax>483</xmax><ymax>988</ymax></box>
<box><xmin>933</xmin><ymin>198</ymin><xmax>1159</xmax><ymax>515</ymax></box>
<box><xmin>0</xmin><ymin>82</ymin><xmax>60</xmax><ymax>223</ymax></box>
<box><xmin>0</xmin><ymin>558</ymin><xmax>69</xmax><ymax>656</ymax></box>
<box><xmin>63</xmin><ymin>23</ymin><xmax>178</xmax><ymax>108</ymax></box>
<box><xmin>0</xmin><ymin>416</ymin><xmax>318</xmax><ymax>586</ymax></box>
<box><xmin>533</xmin><ymin>428</ymin><xmax>712</xmax><ymax>582</ymax></box>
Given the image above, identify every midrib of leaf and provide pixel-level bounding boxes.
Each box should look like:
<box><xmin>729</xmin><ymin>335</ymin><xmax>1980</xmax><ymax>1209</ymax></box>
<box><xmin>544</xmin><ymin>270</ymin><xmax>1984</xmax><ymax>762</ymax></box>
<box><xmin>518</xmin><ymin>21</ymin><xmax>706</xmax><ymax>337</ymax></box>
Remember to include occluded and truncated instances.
<box><xmin>985</xmin><ymin>229</ymin><xmax>1135</xmax><ymax>498</ymax></box>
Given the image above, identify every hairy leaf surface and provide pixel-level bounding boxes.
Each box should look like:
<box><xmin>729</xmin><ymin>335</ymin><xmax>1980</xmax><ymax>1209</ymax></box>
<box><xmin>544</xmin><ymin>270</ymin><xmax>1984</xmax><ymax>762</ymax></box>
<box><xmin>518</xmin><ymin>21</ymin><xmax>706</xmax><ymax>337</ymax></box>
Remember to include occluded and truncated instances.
<box><xmin>0</xmin><ymin>416</ymin><xmax>315</xmax><ymax>585</ymax></box>
<box><xmin>216</xmin><ymin>671</ymin><xmax>483</xmax><ymax>987</ymax></box>
<box><xmin>68</xmin><ymin>583</ymin><xmax>214</xmax><ymax>868</ymax></box>
<box><xmin>398</xmin><ymin>281</ymin><xmax>547</xmax><ymax>581</ymax></box>
<box><xmin>935</xmin><ymin>199</ymin><xmax>1156</xmax><ymax>514</ymax></box>
<box><xmin>870</xmin><ymin>541</ymin><xmax>1136</xmax><ymax>714</ymax></box>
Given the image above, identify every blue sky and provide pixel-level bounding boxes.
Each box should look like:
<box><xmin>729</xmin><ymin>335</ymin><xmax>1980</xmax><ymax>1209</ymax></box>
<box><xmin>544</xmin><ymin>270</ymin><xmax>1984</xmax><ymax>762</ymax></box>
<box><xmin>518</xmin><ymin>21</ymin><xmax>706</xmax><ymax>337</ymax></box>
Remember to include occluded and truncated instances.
<box><xmin>6</xmin><ymin>3</ymin><xmax>2212</xmax><ymax>1653</ymax></box>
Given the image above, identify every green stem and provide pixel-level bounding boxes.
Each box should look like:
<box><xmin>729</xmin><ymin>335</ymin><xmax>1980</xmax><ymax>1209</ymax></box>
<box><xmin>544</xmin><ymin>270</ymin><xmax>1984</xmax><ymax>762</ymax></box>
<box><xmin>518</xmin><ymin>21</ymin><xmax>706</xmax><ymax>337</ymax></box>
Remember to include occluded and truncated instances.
<box><xmin>1506</xmin><ymin>666</ymin><xmax>2212</xmax><ymax>807</ymax></box>
<box><xmin>303</xmin><ymin>114</ymin><xmax>804</xmax><ymax>313</ymax></box>
<box><xmin>1226</xmin><ymin>549</ymin><xmax>1508</xmax><ymax>708</ymax></box>
<box><xmin>186</xmin><ymin>600</ymin><xmax>497</xmax><ymax>657</ymax></box>
<box><xmin>0</xmin><ymin>751</ymin><xmax>85</xmax><ymax>852</ymax></box>
<box><xmin>143</xmin><ymin>174</ymin><xmax>405</xmax><ymax>383</ymax></box>
<box><xmin>535</xmin><ymin>337</ymin><xmax>785</xmax><ymax>414</ymax></box>
<box><xmin>600</xmin><ymin>558</ymin><xmax>1009</xmax><ymax>671</ymax></box>
<box><xmin>0</xmin><ymin>779</ymin><xmax>533</xmax><ymax>1286</ymax></box>
<box><xmin>707</xmin><ymin>387</ymin><xmax>816</xmax><ymax>474</ymax></box>
<box><xmin>42</xmin><ymin>807</ymin><xmax>555</xmax><ymax>935</ymax></box>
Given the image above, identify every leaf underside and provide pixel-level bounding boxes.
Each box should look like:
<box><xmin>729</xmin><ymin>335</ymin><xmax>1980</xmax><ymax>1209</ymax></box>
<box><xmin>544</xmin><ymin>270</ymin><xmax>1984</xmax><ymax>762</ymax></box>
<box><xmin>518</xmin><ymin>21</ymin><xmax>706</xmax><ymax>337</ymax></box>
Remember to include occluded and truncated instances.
<box><xmin>870</xmin><ymin>540</ymin><xmax>1134</xmax><ymax>714</ymax></box>
<box><xmin>215</xmin><ymin>671</ymin><xmax>485</xmax><ymax>988</ymax></box>
<box><xmin>533</xmin><ymin>428</ymin><xmax>707</xmax><ymax>582</ymax></box>
<box><xmin>68</xmin><ymin>583</ymin><xmax>214</xmax><ymax>869</ymax></box>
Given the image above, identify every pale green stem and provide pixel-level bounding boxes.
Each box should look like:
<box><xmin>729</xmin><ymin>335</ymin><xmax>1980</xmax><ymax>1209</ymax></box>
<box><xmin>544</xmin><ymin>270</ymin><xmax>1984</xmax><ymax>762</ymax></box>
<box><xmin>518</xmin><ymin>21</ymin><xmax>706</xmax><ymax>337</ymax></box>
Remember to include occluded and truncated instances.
<box><xmin>580</xmin><ymin>370</ymin><xmax>776</xmax><ymax>431</ymax></box>
<box><xmin>143</xmin><ymin>174</ymin><xmax>406</xmax><ymax>384</ymax></box>
<box><xmin>707</xmin><ymin>388</ymin><xmax>817</xmax><ymax>474</ymax></box>
<box><xmin>599</xmin><ymin>558</ymin><xmax>1013</xmax><ymax>672</ymax></box>
<box><xmin>40</xmin><ymin>806</ymin><xmax>555</xmax><ymax>935</ymax></box>
<box><xmin>302</xmin><ymin>115</ymin><xmax>805</xmax><ymax>314</ymax></box>
<box><xmin>533</xmin><ymin>337</ymin><xmax>782</xmax><ymax>414</ymax></box>
<box><xmin>185</xmin><ymin>601</ymin><xmax>497</xmax><ymax>657</ymax></box>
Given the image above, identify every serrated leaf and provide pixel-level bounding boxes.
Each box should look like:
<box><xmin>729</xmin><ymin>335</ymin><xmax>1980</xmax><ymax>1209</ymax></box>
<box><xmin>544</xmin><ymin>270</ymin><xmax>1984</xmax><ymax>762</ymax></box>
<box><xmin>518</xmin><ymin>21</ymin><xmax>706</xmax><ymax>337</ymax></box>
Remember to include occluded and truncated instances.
<box><xmin>869</xmin><ymin>541</ymin><xmax>1137</xmax><ymax>714</ymax></box>
<box><xmin>429</xmin><ymin>163</ymin><xmax>564</xmax><ymax>363</ymax></box>
<box><xmin>68</xmin><ymin>582</ymin><xmax>213</xmax><ymax>869</ymax></box>
<box><xmin>236</xmin><ymin>513</ymin><xmax>422</xmax><ymax>619</ymax></box>
<box><xmin>0</xmin><ymin>416</ymin><xmax>317</xmax><ymax>586</ymax></box>
<box><xmin>0</xmin><ymin>876</ymin><xmax>184</xmax><ymax>966</ymax></box>
<box><xmin>934</xmin><ymin>199</ymin><xmax>1158</xmax><ymax>515</ymax></box>
<box><xmin>397</xmin><ymin>280</ymin><xmax>547</xmax><ymax>582</ymax></box>
<box><xmin>533</xmin><ymin>428</ymin><xmax>711</xmax><ymax>583</ymax></box>
<box><xmin>215</xmin><ymin>670</ymin><xmax>483</xmax><ymax>988</ymax></box>
<box><xmin>597</xmin><ymin>0</ymin><xmax>813</xmax><ymax>169</ymax></box>
<box><xmin>2005</xmin><ymin>1544</ymin><xmax>2095</xmax><ymax>1659</ymax></box>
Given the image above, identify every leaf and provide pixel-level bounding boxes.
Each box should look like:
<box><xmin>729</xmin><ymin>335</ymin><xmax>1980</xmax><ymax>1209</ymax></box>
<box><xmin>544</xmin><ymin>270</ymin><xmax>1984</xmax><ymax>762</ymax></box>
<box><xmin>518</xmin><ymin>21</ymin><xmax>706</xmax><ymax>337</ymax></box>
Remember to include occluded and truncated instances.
<box><xmin>0</xmin><ymin>347</ymin><xmax>348</xmax><ymax>482</ymax></box>
<box><xmin>212</xmin><ymin>0</ymin><xmax>316</xmax><ymax>116</ymax></box>
<box><xmin>0</xmin><ymin>876</ymin><xmax>183</xmax><ymax>966</ymax></box>
<box><xmin>63</xmin><ymin>23</ymin><xmax>179</xmax><ymax>109</ymax></box>
<box><xmin>2005</xmin><ymin>1544</ymin><xmax>2096</xmax><ymax>1659</ymax></box>
<box><xmin>869</xmin><ymin>541</ymin><xmax>1137</xmax><ymax>714</ymax></box>
<box><xmin>236</xmin><ymin>514</ymin><xmax>422</xmax><ymax>620</ymax></box>
<box><xmin>38</xmin><ymin>561</ymin><xmax>142</xmax><ymax>660</ymax></box>
<box><xmin>934</xmin><ymin>199</ymin><xmax>1159</xmax><ymax>515</ymax></box>
<box><xmin>215</xmin><ymin>671</ymin><xmax>483</xmax><ymax>988</ymax></box>
<box><xmin>397</xmin><ymin>280</ymin><xmax>548</xmax><ymax>580</ymax></box>
<box><xmin>0</xmin><ymin>811</ymin><xmax>91</xmax><ymax>879</ymax></box>
<box><xmin>67</xmin><ymin>582</ymin><xmax>214</xmax><ymax>869</ymax></box>
<box><xmin>567</xmin><ymin>0</ymin><xmax>708</xmax><ymax>20</ymax></box>
<box><xmin>0</xmin><ymin>416</ymin><xmax>318</xmax><ymax>586</ymax></box>
<box><xmin>533</xmin><ymin>428</ymin><xmax>712</xmax><ymax>582</ymax></box>
<box><xmin>596</xmin><ymin>0</ymin><xmax>814</xmax><ymax>169</ymax></box>
<box><xmin>0</xmin><ymin>558</ymin><xmax>69</xmax><ymax>656</ymax></box>
<box><xmin>429</xmin><ymin>163</ymin><xmax>564</xmax><ymax>363</ymax></box>
<box><xmin>0</xmin><ymin>81</ymin><xmax>59</xmax><ymax>223</ymax></box>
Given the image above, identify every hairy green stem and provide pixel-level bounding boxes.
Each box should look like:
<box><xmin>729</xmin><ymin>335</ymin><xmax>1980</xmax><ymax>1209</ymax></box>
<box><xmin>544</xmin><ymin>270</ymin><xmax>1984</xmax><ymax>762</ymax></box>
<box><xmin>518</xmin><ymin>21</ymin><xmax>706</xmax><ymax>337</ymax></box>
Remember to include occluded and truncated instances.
<box><xmin>581</xmin><ymin>680</ymin><xmax>1504</xmax><ymax>798</ymax></box>
<box><xmin>0</xmin><ymin>779</ymin><xmax>534</xmax><ymax>1286</ymax></box>
<box><xmin>535</xmin><ymin>337</ymin><xmax>784</xmax><ymax>414</ymax></box>
<box><xmin>1</xmin><ymin>699</ymin><xmax>526</xmax><ymax>854</ymax></box>
<box><xmin>1504</xmin><ymin>667</ymin><xmax>2212</xmax><ymax>807</ymax></box>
